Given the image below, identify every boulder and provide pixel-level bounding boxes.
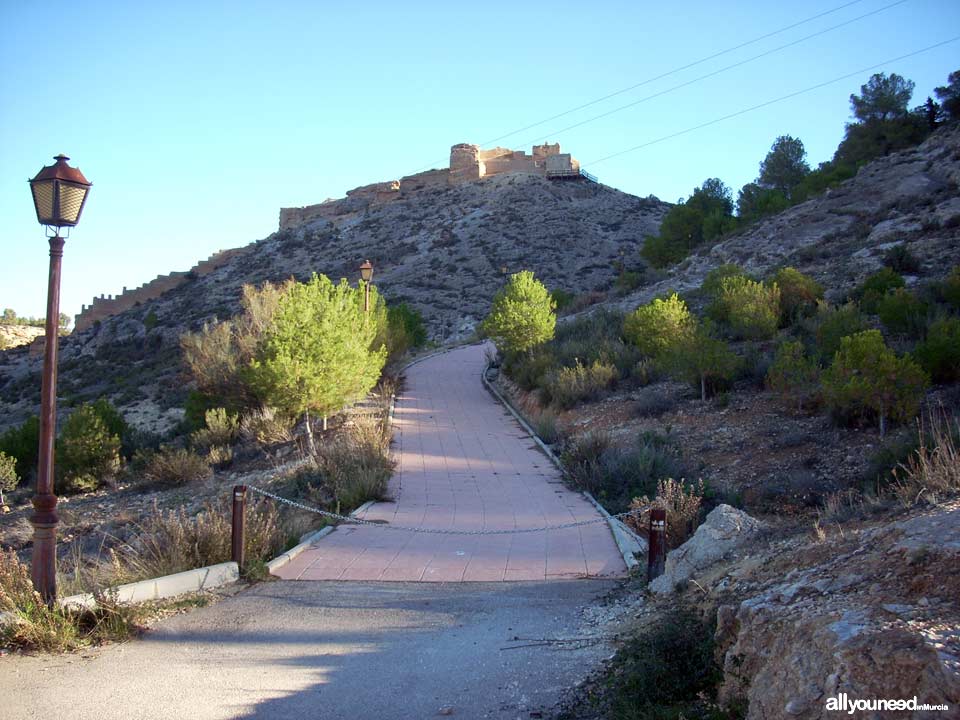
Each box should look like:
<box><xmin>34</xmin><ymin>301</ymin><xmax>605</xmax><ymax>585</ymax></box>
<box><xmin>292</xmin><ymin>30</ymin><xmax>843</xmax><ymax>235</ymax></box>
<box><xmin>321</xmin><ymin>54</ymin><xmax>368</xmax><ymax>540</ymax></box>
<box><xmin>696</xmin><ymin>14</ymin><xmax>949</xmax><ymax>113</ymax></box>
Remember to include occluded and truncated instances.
<box><xmin>649</xmin><ymin>504</ymin><xmax>761</xmax><ymax>594</ymax></box>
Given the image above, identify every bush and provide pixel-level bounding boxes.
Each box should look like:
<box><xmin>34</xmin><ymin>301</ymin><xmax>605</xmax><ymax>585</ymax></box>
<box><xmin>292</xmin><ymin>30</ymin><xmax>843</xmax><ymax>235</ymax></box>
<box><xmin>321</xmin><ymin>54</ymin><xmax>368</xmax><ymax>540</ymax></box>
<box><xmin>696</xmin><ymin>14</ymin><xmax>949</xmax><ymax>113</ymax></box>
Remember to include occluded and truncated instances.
<box><xmin>710</xmin><ymin>276</ymin><xmax>780</xmax><ymax>340</ymax></box>
<box><xmin>883</xmin><ymin>244</ymin><xmax>921</xmax><ymax>274</ymax></box>
<box><xmin>856</xmin><ymin>267</ymin><xmax>905</xmax><ymax>313</ymax></box>
<box><xmin>479</xmin><ymin>270</ymin><xmax>556</xmax><ymax>356</ymax></box>
<box><xmin>891</xmin><ymin>408</ymin><xmax>960</xmax><ymax>506</ymax></box>
<box><xmin>561</xmin><ymin>431</ymin><xmax>686</xmax><ymax>513</ymax></box>
<box><xmin>141</xmin><ymin>447</ymin><xmax>211</xmax><ymax>487</ymax></box>
<box><xmin>770</xmin><ymin>267</ymin><xmax>824</xmax><ymax>325</ymax></box>
<box><xmin>766</xmin><ymin>341</ymin><xmax>821</xmax><ymax>412</ymax></box>
<box><xmin>386</xmin><ymin>303</ymin><xmax>427</xmax><ymax>361</ymax></box>
<box><xmin>623</xmin><ymin>293</ymin><xmax>695</xmax><ymax>358</ymax></box>
<box><xmin>0</xmin><ymin>451</ymin><xmax>17</xmax><ymax>506</ymax></box>
<box><xmin>627</xmin><ymin>478</ymin><xmax>705</xmax><ymax>549</ymax></box>
<box><xmin>700</xmin><ymin>264</ymin><xmax>749</xmax><ymax>300</ymax></box>
<box><xmin>190</xmin><ymin>407</ymin><xmax>239</xmax><ymax>450</ymax></box>
<box><xmin>239</xmin><ymin>406</ymin><xmax>294</xmax><ymax>445</ymax></box>
<box><xmin>549</xmin><ymin>288</ymin><xmax>575</xmax><ymax>313</ymax></box>
<box><xmin>503</xmin><ymin>347</ymin><xmax>556</xmax><ymax>392</ymax></box>
<box><xmin>914</xmin><ymin>317</ymin><xmax>960</xmax><ymax>383</ymax></box>
<box><xmin>823</xmin><ymin>330</ymin><xmax>929</xmax><ymax>437</ymax></box>
<box><xmin>532</xmin><ymin>408</ymin><xmax>560</xmax><ymax>444</ymax></box>
<box><xmin>604</xmin><ymin>606</ymin><xmax>722</xmax><ymax>719</ymax></box>
<box><xmin>614</xmin><ymin>269</ymin><xmax>644</xmax><ymax>294</ymax></box>
<box><xmin>877</xmin><ymin>287</ymin><xmax>928</xmax><ymax>338</ymax></box>
<box><xmin>550</xmin><ymin>309</ymin><xmax>637</xmax><ymax>378</ymax></box>
<box><xmin>941</xmin><ymin>266</ymin><xmax>960</xmax><ymax>309</ymax></box>
<box><xmin>308</xmin><ymin>416</ymin><xmax>394</xmax><ymax>512</ymax></box>
<box><xmin>812</xmin><ymin>301</ymin><xmax>867</xmax><ymax>360</ymax></box>
<box><xmin>658</xmin><ymin>325</ymin><xmax>740</xmax><ymax>401</ymax></box>
<box><xmin>542</xmin><ymin>359</ymin><xmax>617</xmax><ymax>410</ymax></box>
<box><xmin>0</xmin><ymin>415</ymin><xmax>39</xmax><ymax>481</ymax></box>
<box><xmin>57</xmin><ymin>404</ymin><xmax>122</xmax><ymax>494</ymax></box>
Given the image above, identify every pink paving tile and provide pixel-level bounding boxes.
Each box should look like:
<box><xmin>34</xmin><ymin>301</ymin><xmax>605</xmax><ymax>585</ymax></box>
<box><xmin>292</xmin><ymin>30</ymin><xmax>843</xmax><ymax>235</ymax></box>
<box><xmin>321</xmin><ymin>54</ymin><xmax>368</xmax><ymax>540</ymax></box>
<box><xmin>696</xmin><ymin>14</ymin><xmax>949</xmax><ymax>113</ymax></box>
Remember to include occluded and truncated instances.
<box><xmin>275</xmin><ymin>343</ymin><xmax>626</xmax><ymax>583</ymax></box>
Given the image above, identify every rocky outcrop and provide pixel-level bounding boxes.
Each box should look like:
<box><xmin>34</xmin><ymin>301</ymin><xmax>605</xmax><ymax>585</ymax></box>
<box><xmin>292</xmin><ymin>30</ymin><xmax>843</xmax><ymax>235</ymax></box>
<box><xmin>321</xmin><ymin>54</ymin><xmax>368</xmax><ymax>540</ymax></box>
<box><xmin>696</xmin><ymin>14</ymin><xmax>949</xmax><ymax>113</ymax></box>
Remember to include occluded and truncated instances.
<box><xmin>650</xmin><ymin>504</ymin><xmax>762</xmax><ymax>595</ymax></box>
<box><xmin>0</xmin><ymin>325</ymin><xmax>44</xmax><ymax>350</ymax></box>
<box><xmin>713</xmin><ymin>501</ymin><xmax>960</xmax><ymax>719</ymax></box>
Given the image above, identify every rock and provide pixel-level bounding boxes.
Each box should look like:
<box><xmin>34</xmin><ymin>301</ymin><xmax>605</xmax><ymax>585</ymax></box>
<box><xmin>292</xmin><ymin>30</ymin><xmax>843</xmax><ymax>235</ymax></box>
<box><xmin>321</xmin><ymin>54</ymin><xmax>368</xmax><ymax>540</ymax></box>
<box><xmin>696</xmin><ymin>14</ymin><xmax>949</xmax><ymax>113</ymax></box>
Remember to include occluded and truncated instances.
<box><xmin>649</xmin><ymin>504</ymin><xmax>762</xmax><ymax>595</ymax></box>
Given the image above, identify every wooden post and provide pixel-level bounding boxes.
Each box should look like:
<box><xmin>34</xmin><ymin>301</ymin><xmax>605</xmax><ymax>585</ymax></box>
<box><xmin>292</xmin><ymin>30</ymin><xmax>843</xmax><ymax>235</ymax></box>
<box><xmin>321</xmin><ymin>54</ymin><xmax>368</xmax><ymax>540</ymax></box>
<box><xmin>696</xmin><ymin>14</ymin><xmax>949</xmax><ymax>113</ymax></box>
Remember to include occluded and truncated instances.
<box><xmin>647</xmin><ymin>507</ymin><xmax>666</xmax><ymax>583</ymax></box>
<box><xmin>231</xmin><ymin>485</ymin><xmax>247</xmax><ymax>570</ymax></box>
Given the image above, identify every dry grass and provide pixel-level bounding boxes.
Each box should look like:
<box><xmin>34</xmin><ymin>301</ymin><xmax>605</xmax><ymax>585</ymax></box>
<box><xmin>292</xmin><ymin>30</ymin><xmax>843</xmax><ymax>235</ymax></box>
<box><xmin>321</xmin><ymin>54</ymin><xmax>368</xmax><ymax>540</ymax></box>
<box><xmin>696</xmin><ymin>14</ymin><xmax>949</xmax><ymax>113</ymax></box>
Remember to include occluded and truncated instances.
<box><xmin>892</xmin><ymin>407</ymin><xmax>960</xmax><ymax>506</ymax></box>
<box><xmin>239</xmin><ymin>406</ymin><xmax>294</xmax><ymax>445</ymax></box>
<box><xmin>627</xmin><ymin>478</ymin><xmax>705</xmax><ymax>549</ymax></box>
<box><xmin>142</xmin><ymin>447</ymin><xmax>211</xmax><ymax>487</ymax></box>
<box><xmin>308</xmin><ymin>415</ymin><xmax>395</xmax><ymax>512</ymax></box>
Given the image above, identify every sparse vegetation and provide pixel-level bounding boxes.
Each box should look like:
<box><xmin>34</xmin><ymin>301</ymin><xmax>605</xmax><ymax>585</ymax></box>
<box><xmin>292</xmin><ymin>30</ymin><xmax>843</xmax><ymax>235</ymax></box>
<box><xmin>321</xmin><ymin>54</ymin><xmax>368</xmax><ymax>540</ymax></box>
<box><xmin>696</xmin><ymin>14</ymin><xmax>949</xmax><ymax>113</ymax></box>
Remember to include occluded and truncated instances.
<box><xmin>766</xmin><ymin>341</ymin><xmax>821</xmax><ymax>413</ymax></box>
<box><xmin>141</xmin><ymin>447</ymin><xmax>212</xmax><ymax>487</ymax></box>
<box><xmin>877</xmin><ymin>287</ymin><xmax>928</xmax><ymax>338</ymax></box>
<box><xmin>542</xmin><ymin>359</ymin><xmax>618</xmax><ymax>410</ymax></box>
<box><xmin>0</xmin><ymin>452</ymin><xmax>18</xmax><ymax>507</ymax></box>
<box><xmin>627</xmin><ymin>477</ymin><xmax>705</xmax><ymax>549</ymax></box>
<box><xmin>914</xmin><ymin>317</ymin><xmax>960</xmax><ymax>383</ymax></box>
<box><xmin>891</xmin><ymin>408</ymin><xmax>960</xmax><ymax>506</ymax></box>
<box><xmin>658</xmin><ymin>324</ymin><xmax>740</xmax><ymax>401</ymax></box>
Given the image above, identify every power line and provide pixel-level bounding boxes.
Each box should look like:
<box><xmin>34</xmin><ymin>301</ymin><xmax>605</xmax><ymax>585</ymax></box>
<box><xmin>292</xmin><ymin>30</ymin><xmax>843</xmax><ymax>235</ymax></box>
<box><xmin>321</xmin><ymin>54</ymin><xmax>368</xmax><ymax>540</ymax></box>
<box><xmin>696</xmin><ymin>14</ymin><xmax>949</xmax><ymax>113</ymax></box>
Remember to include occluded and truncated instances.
<box><xmin>583</xmin><ymin>36</ymin><xmax>960</xmax><ymax>168</ymax></box>
<box><xmin>405</xmin><ymin>0</ymin><xmax>879</xmax><ymax>174</ymax></box>
<box><xmin>511</xmin><ymin>0</ymin><xmax>907</xmax><ymax>150</ymax></box>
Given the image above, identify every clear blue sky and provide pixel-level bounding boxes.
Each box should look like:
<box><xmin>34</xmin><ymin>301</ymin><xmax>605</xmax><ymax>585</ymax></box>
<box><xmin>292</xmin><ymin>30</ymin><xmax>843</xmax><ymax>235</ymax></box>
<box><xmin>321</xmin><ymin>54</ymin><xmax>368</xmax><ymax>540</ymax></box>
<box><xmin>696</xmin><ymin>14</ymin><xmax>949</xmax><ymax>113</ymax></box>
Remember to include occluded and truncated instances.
<box><xmin>1</xmin><ymin>0</ymin><xmax>958</xmax><ymax>321</ymax></box>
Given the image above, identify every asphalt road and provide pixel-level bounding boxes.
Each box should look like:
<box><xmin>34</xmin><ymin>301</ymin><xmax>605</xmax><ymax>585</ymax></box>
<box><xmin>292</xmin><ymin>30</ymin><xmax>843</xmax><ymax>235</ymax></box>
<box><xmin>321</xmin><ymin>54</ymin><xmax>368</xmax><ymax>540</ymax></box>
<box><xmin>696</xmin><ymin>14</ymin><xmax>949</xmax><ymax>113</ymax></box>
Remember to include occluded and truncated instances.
<box><xmin>1</xmin><ymin>579</ymin><xmax>618</xmax><ymax>720</ymax></box>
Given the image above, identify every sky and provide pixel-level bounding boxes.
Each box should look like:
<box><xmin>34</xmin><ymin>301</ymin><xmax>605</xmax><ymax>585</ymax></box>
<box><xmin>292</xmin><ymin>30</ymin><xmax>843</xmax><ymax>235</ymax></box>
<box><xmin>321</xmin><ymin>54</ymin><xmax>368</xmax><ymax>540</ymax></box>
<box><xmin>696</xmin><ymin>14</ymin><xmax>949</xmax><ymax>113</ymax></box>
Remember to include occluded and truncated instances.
<box><xmin>1</xmin><ymin>0</ymin><xmax>958</xmax><ymax>322</ymax></box>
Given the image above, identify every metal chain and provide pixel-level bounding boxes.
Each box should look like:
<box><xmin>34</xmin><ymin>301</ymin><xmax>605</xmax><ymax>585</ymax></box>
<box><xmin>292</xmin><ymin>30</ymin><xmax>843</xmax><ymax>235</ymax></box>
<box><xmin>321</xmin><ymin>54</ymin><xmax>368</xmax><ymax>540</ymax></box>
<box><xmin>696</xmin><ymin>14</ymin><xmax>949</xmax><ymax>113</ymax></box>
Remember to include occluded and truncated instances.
<box><xmin>247</xmin><ymin>485</ymin><xmax>648</xmax><ymax>536</ymax></box>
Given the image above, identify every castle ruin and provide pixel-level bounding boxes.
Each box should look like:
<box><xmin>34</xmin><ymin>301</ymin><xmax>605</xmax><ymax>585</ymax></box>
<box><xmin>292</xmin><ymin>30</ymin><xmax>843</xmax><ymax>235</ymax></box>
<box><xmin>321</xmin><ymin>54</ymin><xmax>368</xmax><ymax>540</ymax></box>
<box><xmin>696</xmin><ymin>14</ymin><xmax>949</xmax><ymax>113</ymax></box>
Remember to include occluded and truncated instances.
<box><xmin>278</xmin><ymin>142</ymin><xmax>585</xmax><ymax>230</ymax></box>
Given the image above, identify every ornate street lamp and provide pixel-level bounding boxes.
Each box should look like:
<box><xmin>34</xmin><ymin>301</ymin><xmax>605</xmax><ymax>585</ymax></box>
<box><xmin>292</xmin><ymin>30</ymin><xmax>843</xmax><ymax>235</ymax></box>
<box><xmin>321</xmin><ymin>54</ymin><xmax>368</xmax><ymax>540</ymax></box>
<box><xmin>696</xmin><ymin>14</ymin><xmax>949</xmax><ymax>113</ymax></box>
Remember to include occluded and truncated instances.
<box><xmin>359</xmin><ymin>259</ymin><xmax>374</xmax><ymax>314</ymax></box>
<box><xmin>28</xmin><ymin>154</ymin><xmax>92</xmax><ymax>603</ymax></box>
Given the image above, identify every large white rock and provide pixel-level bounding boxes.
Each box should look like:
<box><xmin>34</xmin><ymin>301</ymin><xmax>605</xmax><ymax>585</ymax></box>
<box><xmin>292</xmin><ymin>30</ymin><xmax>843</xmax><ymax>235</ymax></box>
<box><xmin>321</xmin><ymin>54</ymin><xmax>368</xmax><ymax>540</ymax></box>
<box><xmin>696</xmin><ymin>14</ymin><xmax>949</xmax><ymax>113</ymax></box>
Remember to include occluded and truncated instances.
<box><xmin>649</xmin><ymin>504</ymin><xmax>761</xmax><ymax>595</ymax></box>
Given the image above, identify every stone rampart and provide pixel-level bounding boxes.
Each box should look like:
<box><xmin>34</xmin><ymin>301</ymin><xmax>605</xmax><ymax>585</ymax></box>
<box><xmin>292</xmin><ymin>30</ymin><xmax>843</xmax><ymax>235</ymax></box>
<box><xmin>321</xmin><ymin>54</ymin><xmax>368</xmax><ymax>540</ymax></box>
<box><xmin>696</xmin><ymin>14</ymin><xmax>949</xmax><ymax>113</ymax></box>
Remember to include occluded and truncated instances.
<box><xmin>74</xmin><ymin>248</ymin><xmax>242</xmax><ymax>332</ymax></box>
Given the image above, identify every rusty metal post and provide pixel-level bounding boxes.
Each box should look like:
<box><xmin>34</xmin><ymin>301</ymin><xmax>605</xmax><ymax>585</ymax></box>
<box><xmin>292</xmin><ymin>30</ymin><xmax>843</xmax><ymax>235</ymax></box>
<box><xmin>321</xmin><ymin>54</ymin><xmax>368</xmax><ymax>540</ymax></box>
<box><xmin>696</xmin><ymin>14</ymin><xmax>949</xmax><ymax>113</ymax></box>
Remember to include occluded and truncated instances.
<box><xmin>647</xmin><ymin>507</ymin><xmax>666</xmax><ymax>583</ymax></box>
<box><xmin>231</xmin><ymin>485</ymin><xmax>247</xmax><ymax>569</ymax></box>
<box><xmin>30</xmin><ymin>235</ymin><xmax>65</xmax><ymax>604</ymax></box>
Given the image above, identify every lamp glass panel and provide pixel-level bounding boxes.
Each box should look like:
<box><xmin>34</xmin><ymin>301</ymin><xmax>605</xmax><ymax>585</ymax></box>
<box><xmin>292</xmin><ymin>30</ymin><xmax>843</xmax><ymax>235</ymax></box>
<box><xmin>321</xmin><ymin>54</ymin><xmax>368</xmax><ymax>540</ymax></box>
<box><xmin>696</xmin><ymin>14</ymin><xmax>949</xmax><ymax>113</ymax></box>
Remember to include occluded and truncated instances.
<box><xmin>58</xmin><ymin>183</ymin><xmax>88</xmax><ymax>224</ymax></box>
<box><xmin>31</xmin><ymin>182</ymin><xmax>54</xmax><ymax>222</ymax></box>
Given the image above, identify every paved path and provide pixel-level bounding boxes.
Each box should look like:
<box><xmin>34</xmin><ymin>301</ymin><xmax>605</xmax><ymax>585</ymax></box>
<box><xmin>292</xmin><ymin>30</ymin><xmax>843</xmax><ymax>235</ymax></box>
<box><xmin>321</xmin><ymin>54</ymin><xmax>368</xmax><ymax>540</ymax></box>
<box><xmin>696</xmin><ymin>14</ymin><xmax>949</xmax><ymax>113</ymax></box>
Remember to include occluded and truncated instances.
<box><xmin>276</xmin><ymin>344</ymin><xmax>626</xmax><ymax>582</ymax></box>
<box><xmin>1</xmin><ymin>580</ymin><xmax>619</xmax><ymax>720</ymax></box>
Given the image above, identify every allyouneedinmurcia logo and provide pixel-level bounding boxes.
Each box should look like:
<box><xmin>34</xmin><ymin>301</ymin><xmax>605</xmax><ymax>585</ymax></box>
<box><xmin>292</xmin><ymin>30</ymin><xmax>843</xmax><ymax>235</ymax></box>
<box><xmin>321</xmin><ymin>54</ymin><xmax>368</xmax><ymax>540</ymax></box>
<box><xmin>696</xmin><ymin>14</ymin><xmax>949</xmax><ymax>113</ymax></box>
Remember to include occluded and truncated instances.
<box><xmin>825</xmin><ymin>693</ymin><xmax>950</xmax><ymax>714</ymax></box>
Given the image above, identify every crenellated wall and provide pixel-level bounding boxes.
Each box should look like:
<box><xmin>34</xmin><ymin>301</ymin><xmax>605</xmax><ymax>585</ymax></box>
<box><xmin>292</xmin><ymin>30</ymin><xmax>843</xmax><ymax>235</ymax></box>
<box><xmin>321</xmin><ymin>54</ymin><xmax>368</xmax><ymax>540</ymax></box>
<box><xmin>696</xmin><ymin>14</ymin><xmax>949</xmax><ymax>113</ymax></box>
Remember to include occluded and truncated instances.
<box><xmin>279</xmin><ymin>142</ymin><xmax>581</xmax><ymax>231</ymax></box>
<box><xmin>74</xmin><ymin>248</ymin><xmax>243</xmax><ymax>332</ymax></box>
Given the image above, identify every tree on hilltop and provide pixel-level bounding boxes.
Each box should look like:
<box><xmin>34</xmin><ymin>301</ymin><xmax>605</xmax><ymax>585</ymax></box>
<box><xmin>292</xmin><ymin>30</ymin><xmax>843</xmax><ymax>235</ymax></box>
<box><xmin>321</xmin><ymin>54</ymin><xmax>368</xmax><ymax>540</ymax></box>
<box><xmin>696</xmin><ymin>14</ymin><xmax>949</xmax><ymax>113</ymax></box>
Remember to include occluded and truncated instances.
<box><xmin>850</xmin><ymin>72</ymin><xmax>915</xmax><ymax>122</ymax></box>
<box><xmin>935</xmin><ymin>70</ymin><xmax>960</xmax><ymax>122</ymax></box>
<box><xmin>758</xmin><ymin>135</ymin><xmax>810</xmax><ymax>199</ymax></box>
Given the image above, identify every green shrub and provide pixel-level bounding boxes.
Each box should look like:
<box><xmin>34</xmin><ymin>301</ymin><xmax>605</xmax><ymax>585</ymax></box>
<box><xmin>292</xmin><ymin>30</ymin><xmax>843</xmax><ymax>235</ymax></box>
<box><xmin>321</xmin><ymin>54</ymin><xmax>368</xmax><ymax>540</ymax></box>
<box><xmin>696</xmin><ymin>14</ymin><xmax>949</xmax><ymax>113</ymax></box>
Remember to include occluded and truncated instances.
<box><xmin>812</xmin><ymin>301</ymin><xmax>867</xmax><ymax>360</ymax></box>
<box><xmin>710</xmin><ymin>276</ymin><xmax>780</xmax><ymax>340</ymax></box>
<box><xmin>700</xmin><ymin>264</ymin><xmax>749</xmax><ymax>300</ymax></box>
<box><xmin>190</xmin><ymin>407</ymin><xmax>239</xmax><ymax>450</ymax></box>
<box><xmin>659</xmin><ymin>325</ymin><xmax>740</xmax><ymax>401</ymax></box>
<box><xmin>142</xmin><ymin>448</ymin><xmax>211</xmax><ymax>487</ymax></box>
<box><xmin>57</xmin><ymin>404</ymin><xmax>122</xmax><ymax>494</ymax></box>
<box><xmin>623</xmin><ymin>293</ymin><xmax>695</xmax><ymax>358</ymax></box>
<box><xmin>883</xmin><ymin>244</ymin><xmax>921</xmax><ymax>274</ymax></box>
<box><xmin>914</xmin><ymin>317</ymin><xmax>960</xmax><ymax>383</ymax></box>
<box><xmin>542</xmin><ymin>359</ymin><xmax>617</xmax><ymax>410</ymax></box>
<box><xmin>0</xmin><ymin>451</ymin><xmax>17</xmax><ymax>506</ymax></box>
<box><xmin>770</xmin><ymin>267</ymin><xmax>824</xmax><ymax>325</ymax></box>
<box><xmin>479</xmin><ymin>270</ymin><xmax>556</xmax><ymax>356</ymax></box>
<box><xmin>856</xmin><ymin>267</ymin><xmax>905</xmax><ymax>313</ymax></box>
<box><xmin>532</xmin><ymin>408</ymin><xmax>560</xmax><ymax>444</ymax></box>
<box><xmin>877</xmin><ymin>288</ymin><xmax>928</xmax><ymax>338</ymax></box>
<box><xmin>940</xmin><ymin>266</ymin><xmax>960</xmax><ymax>309</ymax></box>
<box><xmin>386</xmin><ymin>303</ymin><xmax>427</xmax><ymax>361</ymax></box>
<box><xmin>604</xmin><ymin>606</ymin><xmax>723</xmax><ymax>719</ymax></box>
<box><xmin>549</xmin><ymin>288</ymin><xmax>575</xmax><ymax>313</ymax></box>
<box><xmin>561</xmin><ymin>431</ymin><xmax>687</xmax><ymax>513</ymax></box>
<box><xmin>89</xmin><ymin>399</ymin><xmax>128</xmax><ymax>446</ymax></box>
<box><xmin>504</xmin><ymin>347</ymin><xmax>556</xmax><ymax>392</ymax></box>
<box><xmin>614</xmin><ymin>269</ymin><xmax>644</xmax><ymax>294</ymax></box>
<box><xmin>0</xmin><ymin>415</ymin><xmax>39</xmax><ymax>481</ymax></box>
<box><xmin>550</xmin><ymin>309</ymin><xmax>637</xmax><ymax>379</ymax></box>
<box><xmin>766</xmin><ymin>341</ymin><xmax>821</xmax><ymax>412</ymax></box>
<box><xmin>823</xmin><ymin>330</ymin><xmax>929</xmax><ymax>437</ymax></box>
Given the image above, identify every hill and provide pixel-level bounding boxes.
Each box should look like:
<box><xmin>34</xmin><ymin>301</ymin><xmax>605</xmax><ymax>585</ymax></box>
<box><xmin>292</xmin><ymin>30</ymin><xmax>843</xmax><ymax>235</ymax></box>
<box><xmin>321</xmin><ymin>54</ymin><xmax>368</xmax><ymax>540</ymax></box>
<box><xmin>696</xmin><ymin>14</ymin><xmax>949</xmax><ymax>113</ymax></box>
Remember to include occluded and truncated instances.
<box><xmin>0</xmin><ymin>173</ymin><xmax>668</xmax><ymax>434</ymax></box>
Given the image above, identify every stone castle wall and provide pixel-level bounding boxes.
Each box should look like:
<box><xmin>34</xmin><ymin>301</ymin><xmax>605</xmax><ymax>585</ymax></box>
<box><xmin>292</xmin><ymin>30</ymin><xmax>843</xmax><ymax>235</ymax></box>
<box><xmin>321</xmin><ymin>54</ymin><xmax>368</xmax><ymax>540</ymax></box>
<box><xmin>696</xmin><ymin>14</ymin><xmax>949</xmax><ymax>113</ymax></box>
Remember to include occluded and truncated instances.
<box><xmin>74</xmin><ymin>248</ymin><xmax>243</xmax><ymax>332</ymax></box>
<box><xmin>279</xmin><ymin>142</ymin><xmax>580</xmax><ymax>231</ymax></box>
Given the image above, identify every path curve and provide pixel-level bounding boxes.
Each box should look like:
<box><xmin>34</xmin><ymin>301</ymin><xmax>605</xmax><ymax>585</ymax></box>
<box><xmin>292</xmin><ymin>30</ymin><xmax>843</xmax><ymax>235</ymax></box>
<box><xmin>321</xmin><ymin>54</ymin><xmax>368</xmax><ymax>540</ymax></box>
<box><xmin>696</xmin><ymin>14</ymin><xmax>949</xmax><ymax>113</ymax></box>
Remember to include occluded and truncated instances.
<box><xmin>276</xmin><ymin>344</ymin><xmax>626</xmax><ymax>582</ymax></box>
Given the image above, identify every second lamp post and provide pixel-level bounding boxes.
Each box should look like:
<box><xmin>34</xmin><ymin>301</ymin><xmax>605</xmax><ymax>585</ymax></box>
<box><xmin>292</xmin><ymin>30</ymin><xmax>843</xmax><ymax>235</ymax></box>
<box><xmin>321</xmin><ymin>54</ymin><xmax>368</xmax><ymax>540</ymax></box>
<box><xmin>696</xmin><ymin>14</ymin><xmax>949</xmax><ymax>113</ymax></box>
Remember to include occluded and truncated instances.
<box><xmin>359</xmin><ymin>259</ymin><xmax>374</xmax><ymax>314</ymax></box>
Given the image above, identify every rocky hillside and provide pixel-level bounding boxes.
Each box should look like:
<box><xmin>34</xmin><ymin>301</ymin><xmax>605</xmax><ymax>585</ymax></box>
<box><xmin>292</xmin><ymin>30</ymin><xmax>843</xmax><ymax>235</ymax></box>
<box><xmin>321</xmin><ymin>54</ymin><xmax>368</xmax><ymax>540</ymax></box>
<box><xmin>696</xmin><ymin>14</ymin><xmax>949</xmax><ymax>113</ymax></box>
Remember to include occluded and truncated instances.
<box><xmin>0</xmin><ymin>174</ymin><xmax>668</xmax><ymax>434</ymax></box>
<box><xmin>0</xmin><ymin>325</ymin><xmax>44</xmax><ymax>351</ymax></box>
<box><xmin>616</xmin><ymin>123</ymin><xmax>960</xmax><ymax>312</ymax></box>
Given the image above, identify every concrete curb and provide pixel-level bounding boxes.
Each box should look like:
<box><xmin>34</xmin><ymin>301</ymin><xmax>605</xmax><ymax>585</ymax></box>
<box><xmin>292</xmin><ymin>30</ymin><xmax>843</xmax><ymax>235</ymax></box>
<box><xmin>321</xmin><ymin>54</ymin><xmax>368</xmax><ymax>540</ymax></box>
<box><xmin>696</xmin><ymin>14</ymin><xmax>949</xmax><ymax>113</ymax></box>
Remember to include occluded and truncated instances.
<box><xmin>481</xmin><ymin>363</ymin><xmax>642</xmax><ymax>571</ymax></box>
<box><xmin>57</xmin><ymin>562</ymin><xmax>240</xmax><ymax>611</ymax></box>
<box><xmin>266</xmin><ymin>526</ymin><xmax>335</xmax><ymax>575</ymax></box>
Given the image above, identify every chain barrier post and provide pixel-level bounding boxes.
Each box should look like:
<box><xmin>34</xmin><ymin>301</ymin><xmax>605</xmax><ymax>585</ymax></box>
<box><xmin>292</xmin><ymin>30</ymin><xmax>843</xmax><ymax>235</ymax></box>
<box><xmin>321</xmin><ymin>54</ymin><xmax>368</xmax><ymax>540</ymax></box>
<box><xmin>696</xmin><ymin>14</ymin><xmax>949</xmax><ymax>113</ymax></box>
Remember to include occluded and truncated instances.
<box><xmin>647</xmin><ymin>507</ymin><xmax>666</xmax><ymax>582</ymax></box>
<box><xmin>232</xmin><ymin>485</ymin><xmax>247</xmax><ymax>569</ymax></box>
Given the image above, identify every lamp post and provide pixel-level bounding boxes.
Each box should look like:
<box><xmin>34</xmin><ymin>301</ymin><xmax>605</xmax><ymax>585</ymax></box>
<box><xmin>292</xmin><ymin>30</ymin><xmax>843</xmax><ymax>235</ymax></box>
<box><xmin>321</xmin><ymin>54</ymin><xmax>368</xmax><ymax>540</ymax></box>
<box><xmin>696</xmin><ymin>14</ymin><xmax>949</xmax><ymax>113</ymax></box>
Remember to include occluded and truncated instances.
<box><xmin>28</xmin><ymin>154</ymin><xmax>92</xmax><ymax>603</ymax></box>
<box><xmin>359</xmin><ymin>259</ymin><xmax>374</xmax><ymax>314</ymax></box>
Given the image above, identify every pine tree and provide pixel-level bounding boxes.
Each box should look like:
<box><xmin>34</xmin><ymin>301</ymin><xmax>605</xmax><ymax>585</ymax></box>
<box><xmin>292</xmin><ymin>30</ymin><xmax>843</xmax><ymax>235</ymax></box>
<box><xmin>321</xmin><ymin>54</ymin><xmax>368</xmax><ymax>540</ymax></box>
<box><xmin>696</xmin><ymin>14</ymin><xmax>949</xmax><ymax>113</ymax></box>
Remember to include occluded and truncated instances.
<box><xmin>480</xmin><ymin>271</ymin><xmax>556</xmax><ymax>356</ymax></box>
